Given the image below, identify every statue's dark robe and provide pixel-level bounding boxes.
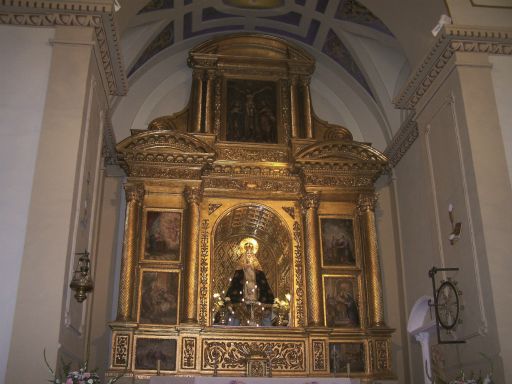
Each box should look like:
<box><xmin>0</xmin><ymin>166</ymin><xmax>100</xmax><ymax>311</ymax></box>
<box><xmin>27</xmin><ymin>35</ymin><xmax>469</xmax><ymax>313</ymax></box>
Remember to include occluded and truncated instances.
<box><xmin>225</xmin><ymin>269</ymin><xmax>274</xmax><ymax>304</ymax></box>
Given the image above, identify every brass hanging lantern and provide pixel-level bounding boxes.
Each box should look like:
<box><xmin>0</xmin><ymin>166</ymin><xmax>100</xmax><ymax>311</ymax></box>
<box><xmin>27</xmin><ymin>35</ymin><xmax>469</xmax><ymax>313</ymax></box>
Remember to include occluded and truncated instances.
<box><xmin>69</xmin><ymin>250</ymin><xmax>94</xmax><ymax>302</ymax></box>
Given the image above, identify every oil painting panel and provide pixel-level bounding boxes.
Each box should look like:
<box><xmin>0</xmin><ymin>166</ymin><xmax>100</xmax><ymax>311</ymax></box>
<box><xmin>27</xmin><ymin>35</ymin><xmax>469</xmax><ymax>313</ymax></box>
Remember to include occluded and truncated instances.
<box><xmin>329</xmin><ymin>342</ymin><xmax>365</xmax><ymax>374</ymax></box>
<box><xmin>320</xmin><ymin>217</ymin><xmax>355</xmax><ymax>267</ymax></box>
<box><xmin>144</xmin><ymin>210</ymin><xmax>182</xmax><ymax>261</ymax></box>
<box><xmin>135</xmin><ymin>338</ymin><xmax>177</xmax><ymax>371</ymax></box>
<box><xmin>226</xmin><ymin>79</ymin><xmax>277</xmax><ymax>143</ymax></box>
<box><xmin>323</xmin><ymin>275</ymin><xmax>360</xmax><ymax>328</ymax></box>
<box><xmin>140</xmin><ymin>270</ymin><xmax>179</xmax><ymax>324</ymax></box>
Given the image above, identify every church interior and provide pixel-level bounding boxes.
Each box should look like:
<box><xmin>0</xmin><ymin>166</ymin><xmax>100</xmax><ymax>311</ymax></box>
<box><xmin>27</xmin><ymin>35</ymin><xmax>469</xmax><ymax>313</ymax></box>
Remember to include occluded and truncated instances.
<box><xmin>1</xmin><ymin>1</ymin><xmax>511</xmax><ymax>383</ymax></box>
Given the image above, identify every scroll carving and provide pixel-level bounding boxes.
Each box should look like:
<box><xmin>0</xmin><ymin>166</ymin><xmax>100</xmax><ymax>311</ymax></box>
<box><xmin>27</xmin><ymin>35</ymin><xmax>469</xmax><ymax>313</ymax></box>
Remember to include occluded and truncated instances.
<box><xmin>113</xmin><ymin>334</ymin><xmax>130</xmax><ymax>367</ymax></box>
<box><xmin>293</xmin><ymin>221</ymin><xmax>306</xmax><ymax>327</ymax></box>
<box><xmin>203</xmin><ymin>340</ymin><xmax>305</xmax><ymax>371</ymax></box>
<box><xmin>182</xmin><ymin>337</ymin><xmax>197</xmax><ymax>369</ymax></box>
<box><xmin>199</xmin><ymin>219</ymin><xmax>210</xmax><ymax>326</ymax></box>
<box><xmin>312</xmin><ymin>340</ymin><xmax>326</xmax><ymax>371</ymax></box>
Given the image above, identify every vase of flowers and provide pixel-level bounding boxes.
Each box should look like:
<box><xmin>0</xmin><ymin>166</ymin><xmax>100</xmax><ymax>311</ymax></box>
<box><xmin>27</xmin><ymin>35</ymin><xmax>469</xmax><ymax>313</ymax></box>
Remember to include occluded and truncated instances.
<box><xmin>272</xmin><ymin>294</ymin><xmax>291</xmax><ymax>326</ymax></box>
<box><xmin>213</xmin><ymin>292</ymin><xmax>232</xmax><ymax>325</ymax></box>
<box><xmin>44</xmin><ymin>349</ymin><xmax>124</xmax><ymax>384</ymax></box>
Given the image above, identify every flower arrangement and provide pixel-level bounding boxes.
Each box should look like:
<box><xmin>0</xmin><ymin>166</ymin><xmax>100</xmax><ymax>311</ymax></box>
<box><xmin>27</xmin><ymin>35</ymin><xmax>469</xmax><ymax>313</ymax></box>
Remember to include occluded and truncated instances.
<box><xmin>213</xmin><ymin>292</ymin><xmax>231</xmax><ymax>312</ymax></box>
<box><xmin>44</xmin><ymin>349</ymin><xmax>124</xmax><ymax>384</ymax></box>
<box><xmin>65</xmin><ymin>367</ymin><xmax>100</xmax><ymax>384</ymax></box>
<box><xmin>272</xmin><ymin>293</ymin><xmax>291</xmax><ymax>314</ymax></box>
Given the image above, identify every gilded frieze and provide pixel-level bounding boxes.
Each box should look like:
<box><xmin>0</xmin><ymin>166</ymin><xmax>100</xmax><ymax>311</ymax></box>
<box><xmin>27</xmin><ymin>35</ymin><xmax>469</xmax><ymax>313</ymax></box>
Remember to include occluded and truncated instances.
<box><xmin>128</xmin><ymin>167</ymin><xmax>203</xmax><ymax>180</ymax></box>
<box><xmin>217</xmin><ymin>147</ymin><xmax>288</xmax><ymax>162</ymax></box>
<box><xmin>303</xmin><ymin>174</ymin><xmax>374</xmax><ymax>188</ymax></box>
<box><xmin>206</xmin><ymin>164</ymin><xmax>294</xmax><ymax>177</ymax></box>
<box><xmin>202</xmin><ymin>340</ymin><xmax>305</xmax><ymax>371</ymax></box>
<box><xmin>203</xmin><ymin>178</ymin><xmax>300</xmax><ymax>193</ymax></box>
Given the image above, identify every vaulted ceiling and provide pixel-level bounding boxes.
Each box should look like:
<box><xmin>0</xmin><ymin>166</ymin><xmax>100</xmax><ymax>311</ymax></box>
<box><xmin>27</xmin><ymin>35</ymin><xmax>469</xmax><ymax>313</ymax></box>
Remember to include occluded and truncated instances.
<box><xmin>112</xmin><ymin>0</ymin><xmax>448</xmax><ymax>150</ymax></box>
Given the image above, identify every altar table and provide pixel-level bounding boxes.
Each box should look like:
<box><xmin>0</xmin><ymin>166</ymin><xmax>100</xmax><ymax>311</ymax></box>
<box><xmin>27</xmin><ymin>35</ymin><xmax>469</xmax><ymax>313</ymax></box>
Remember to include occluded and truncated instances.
<box><xmin>150</xmin><ymin>377</ymin><xmax>360</xmax><ymax>384</ymax></box>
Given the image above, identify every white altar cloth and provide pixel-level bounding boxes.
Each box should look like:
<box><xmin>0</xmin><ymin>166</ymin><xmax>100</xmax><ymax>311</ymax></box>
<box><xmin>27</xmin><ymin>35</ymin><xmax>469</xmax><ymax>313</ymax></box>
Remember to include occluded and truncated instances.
<box><xmin>150</xmin><ymin>377</ymin><xmax>359</xmax><ymax>384</ymax></box>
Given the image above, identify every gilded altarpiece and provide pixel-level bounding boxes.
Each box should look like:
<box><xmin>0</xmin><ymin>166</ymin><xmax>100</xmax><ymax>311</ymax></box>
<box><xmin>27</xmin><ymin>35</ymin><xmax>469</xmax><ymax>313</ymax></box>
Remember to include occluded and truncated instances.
<box><xmin>108</xmin><ymin>34</ymin><xmax>394</xmax><ymax>382</ymax></box>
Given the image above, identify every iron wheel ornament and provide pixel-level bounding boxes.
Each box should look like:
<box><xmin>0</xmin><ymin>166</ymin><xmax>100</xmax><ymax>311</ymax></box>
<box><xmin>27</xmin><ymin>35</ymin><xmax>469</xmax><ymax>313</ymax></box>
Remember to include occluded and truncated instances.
<box><xmin>428</xmin><ymin>266</ymin><xmax>465</xmax><ymax>344</ymax></box>
<box><xmin>435</xmin><ymin>280</ymin><xmax>460</xmax><ymax>330</ymax></box>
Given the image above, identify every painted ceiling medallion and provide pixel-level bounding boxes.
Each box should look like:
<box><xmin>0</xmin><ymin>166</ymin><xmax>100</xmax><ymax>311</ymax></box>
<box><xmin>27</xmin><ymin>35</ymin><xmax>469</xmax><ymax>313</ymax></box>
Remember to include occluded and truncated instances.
<box><xmin>223</xmin><ymin>0</ymin><xmax>285</xmax><ymax>9</ymax></box>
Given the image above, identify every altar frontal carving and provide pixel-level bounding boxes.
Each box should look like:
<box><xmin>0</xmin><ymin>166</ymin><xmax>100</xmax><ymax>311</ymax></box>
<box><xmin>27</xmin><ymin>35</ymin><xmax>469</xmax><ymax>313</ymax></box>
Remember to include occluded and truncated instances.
<box><xmin>109</xmin><ymin>33</ymin><xmax>393</xmax><ymax>382</ymax></box>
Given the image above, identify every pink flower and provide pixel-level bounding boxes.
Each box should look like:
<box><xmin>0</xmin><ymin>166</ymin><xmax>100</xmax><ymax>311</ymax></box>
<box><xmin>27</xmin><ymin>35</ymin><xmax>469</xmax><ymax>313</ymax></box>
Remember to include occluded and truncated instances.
<box><xmin>66</xmin><ymin>379</ymin><xmax>73</xmax><ymax>384</ymax></box>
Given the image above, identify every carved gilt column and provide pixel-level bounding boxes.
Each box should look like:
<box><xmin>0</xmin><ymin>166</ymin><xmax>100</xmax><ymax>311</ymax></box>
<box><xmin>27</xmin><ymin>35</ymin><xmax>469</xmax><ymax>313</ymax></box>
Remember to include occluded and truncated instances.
<box><xmin>204</xmin><ymin>70</ymin><xmax>215</xmax><ymax>133</ymax></box>
<box><xmin>182</xmin><ymin>186</ymin><xmax>202</xmax><ymax>324</ymax></box>
<box><xmin>116</xmin><ymin>183</ymin><xmax>144</xmax><ymax>322</ymax></box>
<box><xmin>357</xmin><ymin>193</ymin><xmax>386</xmax><ymax>327</ymax></box>
<box><xmin>290</xmin><ymin>76</ymin><xmax>300</xmax><ymax>138</ymax></box>
<box><xmin>302</xmin><ymin>192</ymin><xmax>324</xmax><ymax>326</ymax></box>
<box><xmin>192</xmin><ymin>70</ymin><xmax>204</xmax><ymax>133</ymax></box>
<box><xmin>301</xmin><ymin>76</ymin><xmax>313</xmax><ymax>138</ymax></box>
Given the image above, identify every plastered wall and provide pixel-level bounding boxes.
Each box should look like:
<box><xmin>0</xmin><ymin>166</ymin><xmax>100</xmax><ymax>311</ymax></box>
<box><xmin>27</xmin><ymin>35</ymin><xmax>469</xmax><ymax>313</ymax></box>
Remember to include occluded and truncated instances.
<box><xmin>0</xmin><ymin>25</ymin><xmax>54</xmax><ymax>384</ymax></box>
<box><xmin>5</xmin><ymin>26</ymin><xmax>111</xmax><ymax>384</ymax></box>
<box><xmin>393</xmin><ymin>51</ymin><xmax>512</xmax><ymax>383</ymax></box>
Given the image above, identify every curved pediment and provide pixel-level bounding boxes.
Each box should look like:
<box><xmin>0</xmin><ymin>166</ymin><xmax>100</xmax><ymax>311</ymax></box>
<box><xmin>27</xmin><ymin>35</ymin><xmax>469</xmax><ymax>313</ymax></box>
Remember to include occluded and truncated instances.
<box><xmin>296</xmin><ymin>140</ymin><xmax>388</xmax><ymax>165</ymax></box>
<box><xmin>117</xmin><ymin>129</ymin><xmax>215</xmax><ymax>154</ymax></box>
<box><xmin>116</xmin><ymin>129</ymin><xmax>216</xmax><ymax>178</ymax></box>
<box><xmin>189</xmin><ymin>33</ymin><xmax>314</xmax><ymax>70</ymax></box>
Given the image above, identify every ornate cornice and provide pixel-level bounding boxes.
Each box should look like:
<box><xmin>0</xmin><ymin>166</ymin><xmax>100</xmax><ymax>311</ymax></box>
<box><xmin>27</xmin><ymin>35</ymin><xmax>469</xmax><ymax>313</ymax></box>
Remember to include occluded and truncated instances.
<box><xmin>117</xmin><ymin>129</ymin><xmax>216</xmax><ymax>178</ymax></box>
<box><xmin>394</xmin><ymin>25</ymin><xmax>512</xmax><ymax>110</ymax></box>
<box><xmin>384</xmin><ymin>112</ymin><xmax>418</xmax><ymax>167</ymax></box>
<box><xmin>294</xmin><ymin>139</ymin><xmax>388</xmax><ymax>187</ymax></box>
<box><xmin>296</xmin><ymin>140</ymin><xmax>388</xmax><ymax>164</ymax></box>
<box><xmin>0</xmin><ymin>0</ymin><xmax>127</xmax><ymax>96</ymax></box>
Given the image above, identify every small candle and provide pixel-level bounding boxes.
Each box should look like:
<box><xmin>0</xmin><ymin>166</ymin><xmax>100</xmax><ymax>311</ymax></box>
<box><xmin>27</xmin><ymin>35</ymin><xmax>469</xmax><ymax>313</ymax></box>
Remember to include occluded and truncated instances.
<box><xmin>347</xmin><ymin>363</ymin><xmax>350</xmax><ymax>377</ymax></box>
<box><xmin>157</xmin><ymin>359</ymin><xmax>161</xmax><ymax>374</ymax></box>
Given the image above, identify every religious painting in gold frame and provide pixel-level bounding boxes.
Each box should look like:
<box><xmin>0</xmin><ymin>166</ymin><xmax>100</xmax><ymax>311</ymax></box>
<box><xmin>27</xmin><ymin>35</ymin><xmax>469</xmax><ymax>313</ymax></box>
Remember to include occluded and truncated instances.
<box><xmin>328</xmin><ymin>341</ymin><xmax>366</xmax><ymax>375</ymax></box>
<box><xmin>138</xmin><ymin>269</ymin><xmax>180</xmax><ymax>325</ymax></box>
<box><xmin>323</xmin><ymin>274</ymin><xmax>361</xmax><ymax>328</ymax></box>
<box><xmin>133</xmin><ymin>336</ymin><xmax>177</xmax><ymax>372</ymax></box>
<box><xmin>319</xmin><ymin>216</ymin><xmax>356</xmax><ymax>268</ymax></box>
<box><xmin>224</xmin><ymin>78</ymin><xmax>280</xmax><ymax>144</ymax></box>
<box><xmin>142</xmin><ymin>208</ymin><xmax>183</xmax><ymax>262</ymax></box>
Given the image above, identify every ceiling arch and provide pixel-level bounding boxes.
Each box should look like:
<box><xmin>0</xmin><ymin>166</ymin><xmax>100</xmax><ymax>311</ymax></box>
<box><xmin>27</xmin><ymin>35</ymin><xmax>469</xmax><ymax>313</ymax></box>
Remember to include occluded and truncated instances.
<box><xmin>112</xmin><ymin>0</ymin><xmax>447</xmax><ymax>147</ymax></box>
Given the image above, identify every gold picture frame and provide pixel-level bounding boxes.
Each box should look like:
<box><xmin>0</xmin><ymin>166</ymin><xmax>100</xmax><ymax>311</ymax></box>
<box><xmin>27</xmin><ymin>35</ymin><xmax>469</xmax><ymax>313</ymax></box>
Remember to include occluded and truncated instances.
<box><xmin>138</xmin><ymin>269</ymin><xmax>180</xmax><ymax>325</ymax></box>
<box><xmin>223</xmin><ymin>77</ymin><xmax>281</xmax><ymax>144</ymax></box>
<box><xmin>133</xmin><ymin>336</ymin><xmax>178</xmax><ymax>372</ymax></box>
<box><xmin>141</xmin><ymin>208</ymin><xmax>183</xmax><ymax>262</ymax></box>
<box><xmin>319</xmin><ymin>216</ymin><xmax>358</xmax><ymax>268</ymax></box>
<box><xmin>328</xmin><ymin>341</ymin><xmax>366</xmax><ymax>375</ymax></box>
<box><xmin>322</xmin><ymin>274</ymin><xmax>362</xmax><ymax>328</ymax></box>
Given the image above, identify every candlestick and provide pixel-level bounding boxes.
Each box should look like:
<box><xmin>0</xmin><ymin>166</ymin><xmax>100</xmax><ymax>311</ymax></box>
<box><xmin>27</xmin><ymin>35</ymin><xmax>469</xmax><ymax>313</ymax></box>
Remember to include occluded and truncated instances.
<box><xmin>156</xmin><ymin>359</ymin><xmax>161</xmax><ymax>375</ymax></box>
<box><xmin>347</xmin><ymin>362</ymin><xmax>350</xmax><ymax>377</ymax></box>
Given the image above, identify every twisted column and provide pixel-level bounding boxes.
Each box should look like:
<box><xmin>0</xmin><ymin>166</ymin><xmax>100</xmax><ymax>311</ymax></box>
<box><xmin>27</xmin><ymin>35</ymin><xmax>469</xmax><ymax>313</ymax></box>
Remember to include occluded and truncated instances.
<box><xmin>192</xmin><ymin>70</ymin><xmax>204</xmax><ymax>132</ymax></box>
<box><xmin>302</xmin><ymin>192</ymin><xmax>323</xmax><ymax>326</ymax></box>
<box><xmin>204</xmin><ymin>70</ymin><xmax>215</xmax><ymax>133</ymax></box>
<box><xmin>290</xmin><ymin>76</ymin><xmax>300</xmax><ymax>138</ymax></box>
<box><xmin>300</xmin><ymin>76</ymin><xmax>313</xmax><ymax>138</ymax></box>
<box><xmin>116</xmin><ymin>183</ymin><xmax>144</xmax><ymax>322</ymax></box>
<box><xmin>357</xmin><ymin>193</ymin><xmax>386</xmax><ymax>327</ymax></box>
<box><xmin>182</xmin><ymin>186</ymin><xmax>202</xmax><ymax>323</ymax></box>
